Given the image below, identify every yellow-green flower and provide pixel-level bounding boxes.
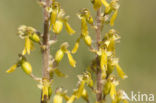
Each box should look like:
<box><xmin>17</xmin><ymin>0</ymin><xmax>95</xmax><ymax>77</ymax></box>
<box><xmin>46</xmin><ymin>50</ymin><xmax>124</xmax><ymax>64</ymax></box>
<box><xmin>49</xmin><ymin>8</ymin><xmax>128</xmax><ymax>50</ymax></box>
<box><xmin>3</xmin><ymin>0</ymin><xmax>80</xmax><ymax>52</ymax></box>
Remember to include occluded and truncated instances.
<box><xmin>21</xmin><ymin>61</ymin><xmax>32</xmax><ymax>75</ymax></box>
<box><xmin>55</xmin><ymin>49</ymin><xmax>64</xmax><ymax>63</ymax></box>
<box><xmin>53</xmin><ymin>20</ymin><xmax>63</xmax><ymax>34</ymax></box>
<box><xmin>6</xmin><ymin>64</ymin><xmax>18</xmax><ymax>73</ymax></box>
<box><xmin>66</xmin><ymin>51</ymin><xmax>76</xmax><ymax>68</ymax></box>
<box><xmin>53</xmin><ymin>94</ymin><xmax>63</xmax><ymax>103</ymax></box>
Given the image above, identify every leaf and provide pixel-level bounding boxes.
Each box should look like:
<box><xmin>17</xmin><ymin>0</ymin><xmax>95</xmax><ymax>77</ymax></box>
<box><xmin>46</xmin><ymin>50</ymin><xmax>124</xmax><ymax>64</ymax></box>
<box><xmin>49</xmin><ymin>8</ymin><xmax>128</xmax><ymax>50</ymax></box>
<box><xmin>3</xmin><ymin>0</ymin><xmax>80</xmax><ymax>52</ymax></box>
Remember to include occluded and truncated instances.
<box><xmin>84</xmin><ymin>35</ymin><xmax>92</xmax><ymax>46</ymax></box>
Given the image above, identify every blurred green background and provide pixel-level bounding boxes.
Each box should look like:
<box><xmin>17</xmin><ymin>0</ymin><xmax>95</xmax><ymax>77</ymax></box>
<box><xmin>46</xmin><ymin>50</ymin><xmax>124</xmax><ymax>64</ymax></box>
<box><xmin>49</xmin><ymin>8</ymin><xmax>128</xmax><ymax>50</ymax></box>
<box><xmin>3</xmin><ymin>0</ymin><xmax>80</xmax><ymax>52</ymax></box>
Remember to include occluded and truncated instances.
<box><xmin>0</xmin><ymin>0</ymin><xmax>156</xmax><ymax>103</ymax></box>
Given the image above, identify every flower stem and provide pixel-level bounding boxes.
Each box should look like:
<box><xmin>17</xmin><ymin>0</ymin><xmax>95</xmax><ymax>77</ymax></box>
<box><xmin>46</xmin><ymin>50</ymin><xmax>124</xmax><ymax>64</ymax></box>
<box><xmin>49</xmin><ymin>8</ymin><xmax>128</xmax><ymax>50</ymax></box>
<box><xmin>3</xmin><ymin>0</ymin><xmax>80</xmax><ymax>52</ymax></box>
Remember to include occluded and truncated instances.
<box><xmin>96</xmin><ymin>8</ymin><xmax>103</xmax><ymax>103</ymax></box>
<box><xmin>41</xmin><ymin>0</ymin><xmax>50</xmax><ymax>103</ymax></box>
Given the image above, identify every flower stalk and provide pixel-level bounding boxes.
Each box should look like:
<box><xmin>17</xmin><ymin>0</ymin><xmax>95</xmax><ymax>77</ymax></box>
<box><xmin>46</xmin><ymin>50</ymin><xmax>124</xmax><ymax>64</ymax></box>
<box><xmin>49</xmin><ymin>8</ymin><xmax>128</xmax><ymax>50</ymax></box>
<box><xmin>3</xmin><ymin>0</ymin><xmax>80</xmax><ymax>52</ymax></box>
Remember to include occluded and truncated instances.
<box><xmin>96</xmin><ymin>8</ymin><xmax>103</xmax><ymax>102</ymax></box>
<box><xmin>41</xmin><ymin>0</ymin><xmax>51</xmax><ymax>102</ymax></box>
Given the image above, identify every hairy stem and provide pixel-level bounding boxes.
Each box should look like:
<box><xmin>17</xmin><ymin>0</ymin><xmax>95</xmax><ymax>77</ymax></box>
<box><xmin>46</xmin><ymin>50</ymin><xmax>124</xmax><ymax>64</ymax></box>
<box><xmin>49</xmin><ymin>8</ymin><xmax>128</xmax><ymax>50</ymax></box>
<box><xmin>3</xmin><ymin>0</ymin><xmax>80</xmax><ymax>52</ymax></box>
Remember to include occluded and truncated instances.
<box><xmin>96</xmin><ymin>8</ymin><xmax>103</xmax><ymax>102</ymax></box>
<box><xmin>41</xmin><ymin>0</ymin><xmax>50</xmax><ymax>103</ymax></box>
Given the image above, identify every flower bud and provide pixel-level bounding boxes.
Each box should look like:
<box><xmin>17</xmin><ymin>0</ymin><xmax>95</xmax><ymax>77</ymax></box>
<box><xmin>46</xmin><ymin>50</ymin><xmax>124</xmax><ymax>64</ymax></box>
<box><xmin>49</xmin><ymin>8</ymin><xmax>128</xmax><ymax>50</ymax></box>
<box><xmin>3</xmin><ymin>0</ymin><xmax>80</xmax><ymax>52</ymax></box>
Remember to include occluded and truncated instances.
<box><xmin>55</xmin><ymin>49</ymin><xmax>64</xmax><ymax>63</ymax></box>
<box><xmin>93</xmin><ymin>0</ymin><xmax>102</xmax><ymax>10</ymax></box>
<box><xmin>53</xmin><ymin>94</ymin><xmax>63</xmax><ymax>103</ymax></box>
<box><xmin>84</xmin><ymin>35</ymin><xmax>92</xmax><ymax>46</ymax></box>
<box><xmin>21</xmin><ymin>61</ymin><xmax>32</xmax><ymax>75</ymax></box>
<box><xmin>29</xmin><ymin>33</ymin><xmax>40</xmax><ymax>43</ymax></box>
<box><xmin>53</xmin><ymin>20</ymin><xmax>63</xmax><ymax>34</ymax></box>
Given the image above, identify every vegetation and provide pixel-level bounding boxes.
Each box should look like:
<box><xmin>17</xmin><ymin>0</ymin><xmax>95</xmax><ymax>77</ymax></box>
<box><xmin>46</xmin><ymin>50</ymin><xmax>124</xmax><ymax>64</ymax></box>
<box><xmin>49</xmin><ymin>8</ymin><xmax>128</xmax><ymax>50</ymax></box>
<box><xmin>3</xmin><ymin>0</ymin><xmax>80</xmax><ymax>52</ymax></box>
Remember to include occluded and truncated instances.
<box><xmin>6</xmin><ymin>0</ymin><xmax>128</xmax><ymax>103</ymax></box>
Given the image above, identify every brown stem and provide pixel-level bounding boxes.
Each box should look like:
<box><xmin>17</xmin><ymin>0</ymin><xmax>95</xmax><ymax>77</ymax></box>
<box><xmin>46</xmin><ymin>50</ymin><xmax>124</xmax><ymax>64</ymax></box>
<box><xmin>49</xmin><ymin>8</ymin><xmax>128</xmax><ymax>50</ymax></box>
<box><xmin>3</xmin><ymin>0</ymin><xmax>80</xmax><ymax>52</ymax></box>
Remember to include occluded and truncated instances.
<box><xmin>96</xmin><ymin>9</ymin><xmax>101</xmax><ymax>48</ymax></box>
<box><xmin>42</xmin><ymin>0</ymin><xmax>50</xmax><ymax>80</ymax></box>
<box><xmin>41</xmin><ymin>0</ymin><xmax>50</xmax><ymax>103</ymax></box>
<box><xmin>96</xmin><ymin>8</ymin><xmax>103</xmax><ymax>103</ymax></box>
